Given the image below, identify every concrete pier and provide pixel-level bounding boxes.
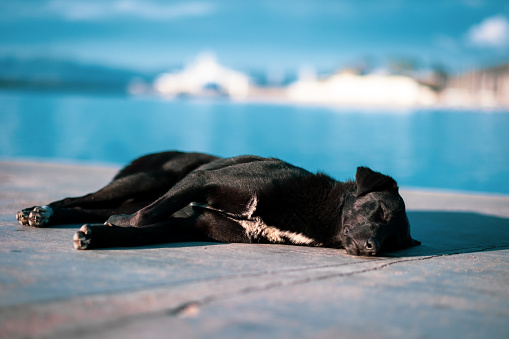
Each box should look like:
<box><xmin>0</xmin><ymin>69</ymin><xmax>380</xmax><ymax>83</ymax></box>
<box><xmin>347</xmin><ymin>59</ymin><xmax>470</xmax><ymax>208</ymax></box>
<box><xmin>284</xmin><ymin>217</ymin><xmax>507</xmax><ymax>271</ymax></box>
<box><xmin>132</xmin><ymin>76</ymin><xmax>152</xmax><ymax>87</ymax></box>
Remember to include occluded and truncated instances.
<box><xmin>1</xmin><ymin>161</ymin><xmax>508</xmax><ymax>338</ymax></box>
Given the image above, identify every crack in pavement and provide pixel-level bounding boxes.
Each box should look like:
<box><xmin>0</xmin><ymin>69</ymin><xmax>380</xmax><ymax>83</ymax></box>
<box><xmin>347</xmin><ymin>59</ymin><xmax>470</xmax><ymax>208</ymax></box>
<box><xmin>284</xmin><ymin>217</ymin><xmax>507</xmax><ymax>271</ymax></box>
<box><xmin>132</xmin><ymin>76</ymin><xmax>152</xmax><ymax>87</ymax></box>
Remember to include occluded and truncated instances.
<box><xmin>166</xmin><ymin>243</ymin><xmax>509</xmax><ymax>317</ymax></box>
<box><xmin>64</xmin><ymin>244</ymin><xmax>509</xmax><ymax>338</ymax></box>
<box><xmin>5</xmin><ymin>243</ymin><xmax>508</xmax><ymax>339</ymax></box>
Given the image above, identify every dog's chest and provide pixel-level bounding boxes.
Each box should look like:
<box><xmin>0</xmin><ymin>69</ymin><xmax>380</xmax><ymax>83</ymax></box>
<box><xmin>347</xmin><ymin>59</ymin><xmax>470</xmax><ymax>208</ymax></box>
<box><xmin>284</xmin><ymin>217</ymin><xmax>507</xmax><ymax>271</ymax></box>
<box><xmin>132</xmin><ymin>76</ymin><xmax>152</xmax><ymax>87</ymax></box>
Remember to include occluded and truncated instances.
<box><xmin>191</xmin><ymin>196</ymin><xmax>320</xmax><ymax>246</ymax></box>
<box><xmin>236</xmin><ymin>217</ymin><xmax>319</xmax><ymax>245</ymax></box>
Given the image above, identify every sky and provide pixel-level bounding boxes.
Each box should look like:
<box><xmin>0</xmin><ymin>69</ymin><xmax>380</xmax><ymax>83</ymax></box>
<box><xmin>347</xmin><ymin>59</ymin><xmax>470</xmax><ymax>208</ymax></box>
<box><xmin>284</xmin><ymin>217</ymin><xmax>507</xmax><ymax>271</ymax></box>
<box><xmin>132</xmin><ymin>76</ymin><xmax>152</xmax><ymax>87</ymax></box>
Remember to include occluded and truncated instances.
<box><xmin>1</xmin><ymin>0</ymin><xmax>508</xmax><ymax>74</ymax></box>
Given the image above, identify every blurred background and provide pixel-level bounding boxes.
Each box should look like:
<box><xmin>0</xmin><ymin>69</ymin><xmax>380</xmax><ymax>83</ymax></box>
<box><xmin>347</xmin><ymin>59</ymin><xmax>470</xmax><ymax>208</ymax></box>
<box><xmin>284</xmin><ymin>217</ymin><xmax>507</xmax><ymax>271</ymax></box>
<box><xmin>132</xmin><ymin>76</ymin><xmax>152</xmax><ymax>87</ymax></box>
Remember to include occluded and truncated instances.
<box><xmin>0</xmin><ymin>0</ymin><xmax>508</xmax><ymax>194</ymax></box>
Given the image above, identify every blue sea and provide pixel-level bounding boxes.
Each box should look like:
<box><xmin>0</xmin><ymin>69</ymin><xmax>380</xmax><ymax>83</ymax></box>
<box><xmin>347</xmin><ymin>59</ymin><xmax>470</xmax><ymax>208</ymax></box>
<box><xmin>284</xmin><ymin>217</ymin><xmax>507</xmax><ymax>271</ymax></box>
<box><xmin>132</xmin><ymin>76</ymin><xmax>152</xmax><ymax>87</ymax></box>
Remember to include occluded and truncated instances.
<box><xmin>1</xmin><ymin>90</ymin><xmax>508</xmax><ymax>195</ymax></box>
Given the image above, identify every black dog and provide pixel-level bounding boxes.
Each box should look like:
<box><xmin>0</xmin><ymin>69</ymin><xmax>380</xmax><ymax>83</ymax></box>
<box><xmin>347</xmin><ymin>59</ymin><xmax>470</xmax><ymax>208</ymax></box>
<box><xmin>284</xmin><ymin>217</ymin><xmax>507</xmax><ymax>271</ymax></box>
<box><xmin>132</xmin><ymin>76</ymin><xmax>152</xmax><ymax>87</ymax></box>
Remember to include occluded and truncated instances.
<box><xmin>16</xmin><ymin>151</ymin><xmax>420</xmax><ymax>256</ymax></box>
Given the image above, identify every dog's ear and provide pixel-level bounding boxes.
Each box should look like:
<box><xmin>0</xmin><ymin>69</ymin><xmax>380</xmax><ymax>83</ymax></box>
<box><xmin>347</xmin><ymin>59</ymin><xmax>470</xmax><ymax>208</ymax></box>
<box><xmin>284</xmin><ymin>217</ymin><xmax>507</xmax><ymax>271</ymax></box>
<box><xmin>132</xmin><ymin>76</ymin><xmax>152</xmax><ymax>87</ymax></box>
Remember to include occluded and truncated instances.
<box><xmin>355</xmin><ymin>167</ymin><xmax>398</xmax><ymax>196</ymax></box>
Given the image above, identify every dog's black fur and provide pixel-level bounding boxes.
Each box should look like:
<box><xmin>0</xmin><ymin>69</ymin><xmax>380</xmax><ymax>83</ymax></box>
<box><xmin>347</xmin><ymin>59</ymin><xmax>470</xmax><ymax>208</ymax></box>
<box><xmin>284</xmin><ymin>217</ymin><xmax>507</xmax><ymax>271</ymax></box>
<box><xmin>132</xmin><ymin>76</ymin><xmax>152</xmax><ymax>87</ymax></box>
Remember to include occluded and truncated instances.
<box><xmin>17</xmin><ymin>151</ymin><xmax>420</xmax><ymax>256</ymax></box>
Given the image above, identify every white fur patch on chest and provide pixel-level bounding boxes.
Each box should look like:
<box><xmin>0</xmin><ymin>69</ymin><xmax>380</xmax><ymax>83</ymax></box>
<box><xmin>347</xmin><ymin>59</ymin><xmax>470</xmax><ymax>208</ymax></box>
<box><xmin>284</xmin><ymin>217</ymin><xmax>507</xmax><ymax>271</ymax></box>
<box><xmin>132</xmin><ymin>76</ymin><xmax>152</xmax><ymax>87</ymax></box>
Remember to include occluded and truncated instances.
<box><xmin>191</xmin><ymin>195</ymin><xmax>319</xmax><ymax>246</ymax></box>
<box><xmin>238</xmin><ymin>217</ymin><xmax>319</xmax><ymax>245</ymax></box>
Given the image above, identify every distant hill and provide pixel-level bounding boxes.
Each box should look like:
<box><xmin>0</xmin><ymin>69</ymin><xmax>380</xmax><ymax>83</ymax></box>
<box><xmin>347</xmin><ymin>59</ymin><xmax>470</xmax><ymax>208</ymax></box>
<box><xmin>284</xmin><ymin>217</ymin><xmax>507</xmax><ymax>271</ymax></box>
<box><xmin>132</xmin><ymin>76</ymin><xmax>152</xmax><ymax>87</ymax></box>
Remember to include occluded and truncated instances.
<box><xmin>0</xmin><ymin>57</ymin><xmax>160</xmax><ymax>93</ymax></box>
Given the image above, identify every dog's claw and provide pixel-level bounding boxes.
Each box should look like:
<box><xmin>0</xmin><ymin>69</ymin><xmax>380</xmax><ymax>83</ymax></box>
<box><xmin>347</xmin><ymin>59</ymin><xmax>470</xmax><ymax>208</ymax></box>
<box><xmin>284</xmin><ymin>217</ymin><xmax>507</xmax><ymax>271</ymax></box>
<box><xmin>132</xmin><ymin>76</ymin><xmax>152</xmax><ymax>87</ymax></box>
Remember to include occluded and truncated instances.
<box><xmin>74</xmin><ymin>225</ymin><xmax>92</xmax><ymax>250</ymax></box>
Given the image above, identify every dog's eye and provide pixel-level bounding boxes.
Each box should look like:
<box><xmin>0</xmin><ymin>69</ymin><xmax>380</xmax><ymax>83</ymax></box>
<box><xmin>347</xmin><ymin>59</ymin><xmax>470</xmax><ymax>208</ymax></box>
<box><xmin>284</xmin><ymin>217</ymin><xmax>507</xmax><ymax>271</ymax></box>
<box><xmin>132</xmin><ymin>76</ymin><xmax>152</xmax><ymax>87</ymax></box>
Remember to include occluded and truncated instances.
<box><xmin>343</xmin><ymin>227</ymin><xmax>349</xmax><ymax>235</ymax></box>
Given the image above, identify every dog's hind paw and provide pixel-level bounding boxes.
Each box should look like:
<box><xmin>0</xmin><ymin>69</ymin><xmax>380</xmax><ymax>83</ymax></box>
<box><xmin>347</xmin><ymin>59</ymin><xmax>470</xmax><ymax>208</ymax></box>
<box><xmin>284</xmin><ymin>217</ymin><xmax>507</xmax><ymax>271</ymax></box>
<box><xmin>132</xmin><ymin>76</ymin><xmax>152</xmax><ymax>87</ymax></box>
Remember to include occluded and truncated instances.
<box><xmin>17</xmin><ymin>206</ymin><xmax>54</xmax><ymax>227</ymax></box>
<box><xmin>74</xmin><ymin>225</ymin><xmax>92</xmax><ymax>250</ymax></box>
<box><xmin>28</xmin><ymin>206</ymin><xmax>53</xmax><ymax>227</ymax></box>
<box><xmin>16</xmin><ymin>208</ymin><xmax>33</xmax><ymax>225</ymax></box>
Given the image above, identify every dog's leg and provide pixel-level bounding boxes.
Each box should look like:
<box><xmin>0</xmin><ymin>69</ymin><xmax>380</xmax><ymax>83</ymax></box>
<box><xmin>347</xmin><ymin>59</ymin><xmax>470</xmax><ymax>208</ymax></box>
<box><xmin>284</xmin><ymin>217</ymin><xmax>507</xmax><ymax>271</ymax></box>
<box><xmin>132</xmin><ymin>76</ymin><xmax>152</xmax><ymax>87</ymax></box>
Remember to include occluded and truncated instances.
<box><xmin>74</xmin><ymin>209</ymin><xmax>250</xmax><ymax>249</ymax></box>
<box><xmin>105</xmin><ymin>171</ymin><xmax>212</xmax><ymax>227</ymax></box>
<box><xmin>17</xmin><ymin>152</ymin><xmax>219</xmax><ymax>227</ymax></box>
<box><xmin>53</xmin><ymin>172</ymin><xmax>177</xmax><ymax>209</ymax></box>
<box><xmin>16</xmin><ymin>167</ymin><xmax>189</xmax><ymax>227</ymax></box>
<box><xmin>69</xmin><ymin>152</ymin><xmax>218</xmax><ymax>209</ymax></box>
<box><xmin>16</xmin><ymin>199</ymin><xmax>154</xmax><ymax>227</ymax></box>
<box><xmin>73</xmin><ymin>217</ymin><xmax>208</xmax><ymax>250</ymax></box>
<box><xmin>16</xmin><ymin>171</ymin><xmax>172</xmax><ymax>227</ymax></box>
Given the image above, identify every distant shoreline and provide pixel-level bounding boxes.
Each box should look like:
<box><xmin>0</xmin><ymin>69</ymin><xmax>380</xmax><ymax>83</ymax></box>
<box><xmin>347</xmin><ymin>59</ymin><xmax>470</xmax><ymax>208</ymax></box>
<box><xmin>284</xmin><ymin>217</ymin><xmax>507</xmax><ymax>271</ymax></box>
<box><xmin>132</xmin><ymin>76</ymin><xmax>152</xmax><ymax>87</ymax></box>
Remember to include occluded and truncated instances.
<box><xmin>1</xmin><ymin>86</ymin><xmax>509</xmax><ymax>112</ymax></box>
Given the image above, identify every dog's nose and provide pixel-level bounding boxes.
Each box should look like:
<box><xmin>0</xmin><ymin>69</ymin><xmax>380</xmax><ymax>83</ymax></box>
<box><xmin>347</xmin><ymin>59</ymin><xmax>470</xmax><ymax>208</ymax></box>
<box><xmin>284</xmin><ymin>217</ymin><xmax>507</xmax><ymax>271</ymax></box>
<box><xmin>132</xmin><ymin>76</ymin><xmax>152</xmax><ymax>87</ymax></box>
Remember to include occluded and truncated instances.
<box><xmin>364</xmin><ymin>238</ymin><xmax>380</xmax><ymax>255</ymax></box>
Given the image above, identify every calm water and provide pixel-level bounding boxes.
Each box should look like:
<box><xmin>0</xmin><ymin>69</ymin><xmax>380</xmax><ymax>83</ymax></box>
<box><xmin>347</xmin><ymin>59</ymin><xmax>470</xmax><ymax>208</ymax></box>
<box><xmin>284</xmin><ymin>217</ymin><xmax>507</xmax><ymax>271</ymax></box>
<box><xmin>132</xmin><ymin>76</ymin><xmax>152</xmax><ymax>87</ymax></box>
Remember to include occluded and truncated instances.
<box><xmin>1</xmin><ymin>90</ymin><xmax>509</xmax><ymax>195</ymax></box>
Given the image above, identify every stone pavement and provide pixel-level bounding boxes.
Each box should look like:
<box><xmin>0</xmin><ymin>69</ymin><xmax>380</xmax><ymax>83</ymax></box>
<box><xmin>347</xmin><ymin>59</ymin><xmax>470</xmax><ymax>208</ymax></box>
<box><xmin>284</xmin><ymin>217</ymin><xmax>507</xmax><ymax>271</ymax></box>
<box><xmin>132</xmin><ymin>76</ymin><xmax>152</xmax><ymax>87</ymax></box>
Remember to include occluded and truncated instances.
<box><xmin>0</xmin><ymin>161</ymin><xmax>508</xmax><ymax>338</ymax></box>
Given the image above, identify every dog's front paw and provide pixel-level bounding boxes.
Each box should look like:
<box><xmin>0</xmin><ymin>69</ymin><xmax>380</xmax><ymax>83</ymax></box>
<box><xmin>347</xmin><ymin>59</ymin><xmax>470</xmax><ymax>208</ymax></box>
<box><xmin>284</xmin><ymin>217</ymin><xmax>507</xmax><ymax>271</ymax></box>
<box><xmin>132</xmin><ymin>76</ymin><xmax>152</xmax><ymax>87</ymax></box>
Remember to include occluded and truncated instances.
<box><xmin>27</xmin><ymin>206</ymin><xmax>54</xmax><ymax>227</ymax></box>
<box><xmin>74</xmin><ymin>225</ymin><xmax>92</xmax><ymax>250</ymax></box>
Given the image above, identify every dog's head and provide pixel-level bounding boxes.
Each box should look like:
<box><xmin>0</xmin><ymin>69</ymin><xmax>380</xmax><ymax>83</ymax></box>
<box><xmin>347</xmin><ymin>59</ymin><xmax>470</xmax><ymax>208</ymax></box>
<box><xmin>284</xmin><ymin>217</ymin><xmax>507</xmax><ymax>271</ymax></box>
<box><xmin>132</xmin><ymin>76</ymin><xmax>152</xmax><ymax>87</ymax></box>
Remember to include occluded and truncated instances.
<box><xmin>339</xmin><ymin>167</ymin><xmax>420</xmax><ymax>256</ymax></box>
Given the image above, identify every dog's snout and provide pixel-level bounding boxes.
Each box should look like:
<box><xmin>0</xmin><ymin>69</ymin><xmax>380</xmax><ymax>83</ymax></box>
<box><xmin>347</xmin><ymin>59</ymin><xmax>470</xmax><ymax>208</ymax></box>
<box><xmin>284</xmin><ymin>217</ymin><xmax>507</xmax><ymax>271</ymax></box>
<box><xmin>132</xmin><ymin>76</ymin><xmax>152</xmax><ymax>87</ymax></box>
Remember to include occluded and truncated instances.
<box><xmin>364</xmin><ymin>238</ymin><xmax>380</xmax><ymax>255</ymax></box>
